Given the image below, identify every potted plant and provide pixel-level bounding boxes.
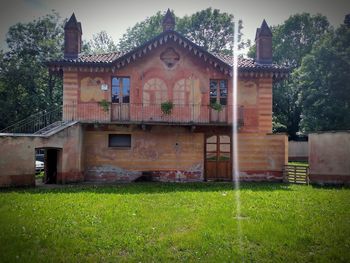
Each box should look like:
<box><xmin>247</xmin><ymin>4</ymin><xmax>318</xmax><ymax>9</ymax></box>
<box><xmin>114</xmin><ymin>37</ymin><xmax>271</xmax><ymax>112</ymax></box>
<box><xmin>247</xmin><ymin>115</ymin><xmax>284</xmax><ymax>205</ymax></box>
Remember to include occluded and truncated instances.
<box><xmin>161</xmin><ymin>101</ymin><xmax>174</xmax><ymax>115</ymax></box>
<box><xmin>210</xmin><ymin>101</ymin><xmax>223</xmax><ymax>112</ymax></box>
<box><xmin>98</xmin><ymin>99</ymin><xmax>110</xmax><ymax>112</ymax></box>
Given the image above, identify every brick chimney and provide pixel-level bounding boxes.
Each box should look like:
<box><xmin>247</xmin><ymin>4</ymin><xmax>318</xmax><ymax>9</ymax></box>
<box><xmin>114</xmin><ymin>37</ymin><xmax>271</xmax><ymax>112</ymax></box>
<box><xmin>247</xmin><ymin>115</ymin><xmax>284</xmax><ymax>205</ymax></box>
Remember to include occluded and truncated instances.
<box><xmin>162</xmin><ymin>9</ymin><xmax>175</xmax><ymax>31</ymax></box>
<box><xmin>255</xmin><ymin>19</ymin><xmax>272</xmax><ymax>64</ymax></box>
<box><xmin>345</xmin><ymin>14</ymin><xmax>350</xmax><ymax>27</ymax></box>
<box><xmin>64</xmin><ymin>13</ymin><xmax>82</xmax><ymax>59</ymax></box>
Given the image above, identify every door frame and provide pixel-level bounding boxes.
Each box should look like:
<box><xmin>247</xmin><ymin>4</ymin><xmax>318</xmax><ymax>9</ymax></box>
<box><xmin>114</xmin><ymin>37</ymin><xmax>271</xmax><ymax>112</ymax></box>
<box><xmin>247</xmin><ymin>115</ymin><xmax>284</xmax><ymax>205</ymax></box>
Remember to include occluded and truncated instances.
<box><xmin>204</xmin><ymin>133</ymin><xmax>232</xmax><ymax>181</ymax></box>
<box><xmin>111</xmin><ymin>76</ymin><xmax>130</xmax><ymax>121</ymax></box>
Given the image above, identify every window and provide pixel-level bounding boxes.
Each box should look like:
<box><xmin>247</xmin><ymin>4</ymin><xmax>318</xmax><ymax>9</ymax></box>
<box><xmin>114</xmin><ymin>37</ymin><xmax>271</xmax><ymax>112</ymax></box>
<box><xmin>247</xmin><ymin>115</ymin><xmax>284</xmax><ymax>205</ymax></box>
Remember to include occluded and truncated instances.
<box><xmin>112</xmin><ymin>77</ymin><xmax>130</xmax><ymax>103</ymax></box>
<box><xmin>108</xmin><ymin>134</ymin><xmax>131</xmax><ymax>148</ymax></box>
<box><xmin>205</xmin><ymin>135</ymin><xmax>231</xmax><ymax>161</ymax></box>
<box><xmin>210</xmin><ymin>79</ymin><xmax>227</xmax><ymax>105</ymax></box>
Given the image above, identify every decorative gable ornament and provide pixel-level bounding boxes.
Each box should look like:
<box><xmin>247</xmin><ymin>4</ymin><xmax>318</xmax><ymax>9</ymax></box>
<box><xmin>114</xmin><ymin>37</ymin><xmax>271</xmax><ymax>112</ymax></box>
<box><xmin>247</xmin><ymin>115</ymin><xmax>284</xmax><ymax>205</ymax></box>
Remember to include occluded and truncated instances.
<box><xmin>160</xmin><ymin>47</ymin><xmax>180</xmax><ymax>68</ymax></box>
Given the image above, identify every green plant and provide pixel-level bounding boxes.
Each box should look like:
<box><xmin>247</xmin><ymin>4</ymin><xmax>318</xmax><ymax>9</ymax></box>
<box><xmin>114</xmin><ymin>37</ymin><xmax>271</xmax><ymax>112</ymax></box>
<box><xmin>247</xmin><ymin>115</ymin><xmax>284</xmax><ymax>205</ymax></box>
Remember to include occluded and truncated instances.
<box><xmin>35</xmin><ymin>171</ymin><xmax>45</xmax><ymax>180</ymax></box>
<box><xmin>98</xmin><ymin>99</ymin><xmax>110</xmax><ymax>112</ymax></box>
<box><xmin>210</xmin><ymin>101</ymin><xmax>223</xmax><ymax>112</ymax></box>
<box><xmin>161</xmin><ymin>101</ymin><xmax>173</xmax><ymax>115</ymax></box>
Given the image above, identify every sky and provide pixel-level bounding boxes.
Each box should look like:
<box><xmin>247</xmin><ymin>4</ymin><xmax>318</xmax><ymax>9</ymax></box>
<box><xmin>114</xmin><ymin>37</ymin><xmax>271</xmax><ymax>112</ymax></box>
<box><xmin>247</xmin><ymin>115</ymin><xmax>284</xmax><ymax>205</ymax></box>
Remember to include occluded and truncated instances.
<box><xmin>0</xmin><ymin>0</ymin><xmax>349</xmax><ymax>52</ymax></box>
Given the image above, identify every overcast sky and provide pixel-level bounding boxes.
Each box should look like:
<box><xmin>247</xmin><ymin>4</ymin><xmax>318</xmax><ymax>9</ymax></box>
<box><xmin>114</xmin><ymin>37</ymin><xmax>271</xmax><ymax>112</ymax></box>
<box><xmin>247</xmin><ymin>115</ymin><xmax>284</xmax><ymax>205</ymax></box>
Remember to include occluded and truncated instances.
<box><xmin>0</xmin><ymin>0</ymin><xmax>349</xmax><ymax>51</ymax></box>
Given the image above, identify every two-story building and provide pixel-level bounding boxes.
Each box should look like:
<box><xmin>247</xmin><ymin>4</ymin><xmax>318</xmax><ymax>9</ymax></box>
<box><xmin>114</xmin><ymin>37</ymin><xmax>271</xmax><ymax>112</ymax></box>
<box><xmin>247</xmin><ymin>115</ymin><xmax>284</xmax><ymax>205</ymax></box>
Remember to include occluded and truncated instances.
<box><xmin>0</xmin><ymin>10</ymin><xmax>288</xmax><ymax>186</ymax></box>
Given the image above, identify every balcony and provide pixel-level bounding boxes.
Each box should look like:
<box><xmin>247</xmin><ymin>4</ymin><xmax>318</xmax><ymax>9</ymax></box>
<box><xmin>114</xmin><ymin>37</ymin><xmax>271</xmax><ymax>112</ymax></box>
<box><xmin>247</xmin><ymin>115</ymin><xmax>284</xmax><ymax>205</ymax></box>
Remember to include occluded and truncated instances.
<box><xmin>63</xmin><ymin>103</ymin><xmax>244</xmax><ymax>126</ymax></box>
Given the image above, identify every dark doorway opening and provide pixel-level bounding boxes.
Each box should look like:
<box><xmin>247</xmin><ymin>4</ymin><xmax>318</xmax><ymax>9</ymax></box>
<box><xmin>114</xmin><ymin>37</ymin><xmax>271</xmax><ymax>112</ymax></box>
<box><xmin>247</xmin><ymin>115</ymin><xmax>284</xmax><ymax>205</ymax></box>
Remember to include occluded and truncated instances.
<box><xmin>46</xmin><ymin>149</ymin><xmax>58</xmax><ymax>184</ymax></box>
<box><xmin>35</xmin><ymin>148</ymin><xmax>61</xmax><ymax>185</ymax></box>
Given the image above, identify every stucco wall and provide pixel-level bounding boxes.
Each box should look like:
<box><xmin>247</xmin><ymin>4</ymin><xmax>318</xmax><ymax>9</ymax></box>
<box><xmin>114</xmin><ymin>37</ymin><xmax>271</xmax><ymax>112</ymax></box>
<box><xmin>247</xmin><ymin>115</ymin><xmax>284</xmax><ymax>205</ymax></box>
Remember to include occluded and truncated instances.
<box><xmin>0</xmin><ymin>123</ymin><xmax>287</xmax><ymax>186</ymax></box>
<box><xmin>288</xmin><ymin>141</ymin><xmax>308</xmax><ymax>161</ymax></box>
<box><xmin>309</xmin><ymin>131</ymin><xmax>350</xmax><ymax>184</ymax></box>
<box><xmin>83</xmin><ymin>125</ymin><xmax>204</xmax><ymax>182</ymax></box>
<box><xmin>238</xmin><ymin>133</ymin><xmax>288</xmax><ymax>181</ymax></box>
<box><xmin>83</xmin><ymin>125</ymin><xmax>286</xmax><ymax>182</ymax></box>
<box><xmin>0</xmin><ymin>124</ymin><xmax>84</xmax><ymax>187</ymax></box>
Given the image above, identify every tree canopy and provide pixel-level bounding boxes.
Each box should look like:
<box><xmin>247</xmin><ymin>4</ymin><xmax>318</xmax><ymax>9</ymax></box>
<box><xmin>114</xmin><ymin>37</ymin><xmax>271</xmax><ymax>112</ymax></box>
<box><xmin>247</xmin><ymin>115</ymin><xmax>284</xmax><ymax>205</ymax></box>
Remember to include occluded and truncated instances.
<box><xmin>118</xmin><ymin>8</ymin><xmax>247</xmax><ymax>54</ymax></box>
<box><xmin>0</xmin><ymin>12</ymin><xmax>63</xmax><ymax>130</ymax></box>
<box><xmin>118</xmin><ymin>11</ymin><xmax>164</xmax><ymax>53</ymax></box>
<box><xmin>249</xmin><ymin>13</ymin><xmax>331</xmax><ymax>138</ymax></box>
<box><xmin>85</xmin><ymin>30</ymin><xmax>118</xmax><ymax>54</ymax></box>
<box><xmin>297</xmin><ymin>21</ymin><xmax>350</xmax><ymax>132</ymax></box>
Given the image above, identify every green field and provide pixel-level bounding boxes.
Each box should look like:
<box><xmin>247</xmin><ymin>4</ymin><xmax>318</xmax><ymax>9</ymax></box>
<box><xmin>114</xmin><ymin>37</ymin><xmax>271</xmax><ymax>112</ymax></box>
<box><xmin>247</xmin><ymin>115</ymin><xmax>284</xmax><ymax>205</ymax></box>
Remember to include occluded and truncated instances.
<box><xmin>0</xmin><ymin>183</ymin><xmax>349</xmax><ymax>262</ymax></box>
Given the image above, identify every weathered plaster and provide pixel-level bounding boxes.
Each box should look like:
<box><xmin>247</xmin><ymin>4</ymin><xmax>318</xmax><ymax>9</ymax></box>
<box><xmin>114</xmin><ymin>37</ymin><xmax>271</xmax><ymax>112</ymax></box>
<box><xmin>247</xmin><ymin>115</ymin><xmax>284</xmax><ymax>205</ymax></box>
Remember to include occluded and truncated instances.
<box><xmin>309</xmin><ymin>131</ymin><xmax>350</xmax><ymax>184</ymax></box>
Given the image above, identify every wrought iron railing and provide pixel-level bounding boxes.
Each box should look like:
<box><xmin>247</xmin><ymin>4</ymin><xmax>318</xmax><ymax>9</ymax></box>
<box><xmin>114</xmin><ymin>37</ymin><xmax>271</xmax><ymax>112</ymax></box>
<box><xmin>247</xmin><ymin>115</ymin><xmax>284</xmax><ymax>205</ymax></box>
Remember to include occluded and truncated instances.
<box><xmin>0</xmin><ymin>103</ymin><xmax>244</xmax><ymax>134</ymax></box>
<box><xmin>62</xmin><ymin>102</ymin><xmax>244</xmax><ymax>125</ymax></box>
<box><xmin>0</xmin><ymin>105</ymin><xmax>63</xmax><ymax>134</ymax></box>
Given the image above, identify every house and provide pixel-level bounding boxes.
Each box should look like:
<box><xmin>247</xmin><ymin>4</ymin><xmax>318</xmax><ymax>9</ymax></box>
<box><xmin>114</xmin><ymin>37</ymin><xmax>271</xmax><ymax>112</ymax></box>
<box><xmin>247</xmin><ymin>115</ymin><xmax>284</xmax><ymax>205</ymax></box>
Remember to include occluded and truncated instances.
<box><xmin>0</xmin><ymin>10</ymin><xmax>289</xmax><ymax>186</ymax></box>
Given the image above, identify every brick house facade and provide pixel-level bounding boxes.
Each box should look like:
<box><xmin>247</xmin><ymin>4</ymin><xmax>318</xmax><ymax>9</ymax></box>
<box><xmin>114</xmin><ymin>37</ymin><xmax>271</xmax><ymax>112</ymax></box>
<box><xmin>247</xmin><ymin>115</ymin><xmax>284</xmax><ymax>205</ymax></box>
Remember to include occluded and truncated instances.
<box><xmin>0</xmin><ymin>11</ymin><xmax>288</xmax><ymax>186</ymax></box>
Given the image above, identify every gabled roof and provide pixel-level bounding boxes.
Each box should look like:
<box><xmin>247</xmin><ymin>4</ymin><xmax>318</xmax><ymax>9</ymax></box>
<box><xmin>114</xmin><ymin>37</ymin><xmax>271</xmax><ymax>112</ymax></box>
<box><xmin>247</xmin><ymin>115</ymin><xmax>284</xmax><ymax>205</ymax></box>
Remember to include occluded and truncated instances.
<box><xmin>49</xmin><ymin>29</ymin><xmax>288</xmax><ymax>77</ymax></box>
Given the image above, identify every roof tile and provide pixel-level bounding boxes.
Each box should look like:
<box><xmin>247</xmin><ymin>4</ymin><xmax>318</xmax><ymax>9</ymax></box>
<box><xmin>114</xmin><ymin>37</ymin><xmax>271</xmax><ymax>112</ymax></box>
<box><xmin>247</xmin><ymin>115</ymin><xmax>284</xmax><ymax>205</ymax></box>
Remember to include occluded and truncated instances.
<box><xmin>51</xmin><ymin>30</ymin><xmax>288</xmax><ymax>74</ymax></box>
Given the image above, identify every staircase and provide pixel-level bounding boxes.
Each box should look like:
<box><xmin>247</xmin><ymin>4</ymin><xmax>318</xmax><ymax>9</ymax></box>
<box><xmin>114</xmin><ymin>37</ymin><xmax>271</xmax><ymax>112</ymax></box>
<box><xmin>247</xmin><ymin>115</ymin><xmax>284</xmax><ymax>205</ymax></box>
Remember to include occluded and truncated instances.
<box><xmin>34</xmin><ymin>121</ymin><xmax>73</xmax><ymax>135</ymax></box>
<box><xmin>0</xmin><ymin>105</ymin><xmax>72</xmax><ymax>135</ymax></box>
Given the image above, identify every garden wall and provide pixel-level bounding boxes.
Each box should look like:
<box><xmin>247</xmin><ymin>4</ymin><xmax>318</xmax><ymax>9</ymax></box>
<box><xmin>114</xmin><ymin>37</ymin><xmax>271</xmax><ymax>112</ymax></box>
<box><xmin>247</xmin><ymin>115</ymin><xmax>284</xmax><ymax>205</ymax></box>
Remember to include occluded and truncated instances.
<box><xmin>238</xmin><ymin>133</ymin><xmax>288</xmax><ymax>181</ymax></box>
<box><xmin>288</xmin><ymin>141</ymin><xmax>308</xmax><ymax>162</ymax></box>
<box><xmin>309</xmin><ymin>131</ymin><xmax>350</xmax><ymax>185</ymax></box>
<box><xmin>0</xmin><ymin>123</ymin><xmax>84</xmax><ymax>187</ymax></box>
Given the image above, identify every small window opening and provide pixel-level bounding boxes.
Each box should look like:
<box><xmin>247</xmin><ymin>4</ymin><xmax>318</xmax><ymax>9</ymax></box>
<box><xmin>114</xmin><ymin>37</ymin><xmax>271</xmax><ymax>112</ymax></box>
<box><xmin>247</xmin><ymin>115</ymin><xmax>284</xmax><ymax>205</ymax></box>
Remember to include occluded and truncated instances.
<box><xmin>109</xmin><ymin>134</ymin><xmax>131</xmax><ymax>148</ymax></box>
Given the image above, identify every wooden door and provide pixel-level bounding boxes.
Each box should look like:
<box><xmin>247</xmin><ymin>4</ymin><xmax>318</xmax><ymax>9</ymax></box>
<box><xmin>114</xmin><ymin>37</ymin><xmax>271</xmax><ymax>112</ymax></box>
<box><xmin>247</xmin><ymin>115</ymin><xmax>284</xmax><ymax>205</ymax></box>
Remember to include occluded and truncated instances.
<box><xmin>205</xmin><ymin>134</ymin><xmax>232</xmax><ymax>181</ymax></box>
<box><xmin>111</xmin><ymin>77</ymin><xmax>130</xmax><ymax>121</ymax></box>
<box><xmin>111</xmin><ymin>103</ymin><xmax>130</xmax><ymax>121</ymax></box>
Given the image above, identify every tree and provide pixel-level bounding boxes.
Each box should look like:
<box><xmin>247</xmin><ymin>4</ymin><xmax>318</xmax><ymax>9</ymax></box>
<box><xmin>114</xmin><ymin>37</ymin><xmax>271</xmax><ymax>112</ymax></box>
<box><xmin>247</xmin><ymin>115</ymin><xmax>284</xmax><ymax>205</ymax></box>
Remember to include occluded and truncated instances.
<box><xmin>0</xmin><ymin>12</ymin><xmax>63</xmax><ymax>130</ymax></box>
<box><xmin>248</xmin><ymin>13</ymin><xmax>330</xmax><ymax>138</ymax></box>
<box><xmin>118</xmin><ymin>11</ymin><xmax>164</xmax><ymax>52</ymax></box>
<box><xmin>86</xmin><ymin>31</ymin><xmax>118</xmax><ymax>54</ymax></box>
<box><xmin>176</xmin><ymin>8</ymin><xmax>236</xmax><ymax>54</ymax></box>
<box><xmin>118</xmin><ymin>8</ymin><xmax>248</xmax><ymax>54</ymax></box>
<box><xmin>297</xmin><ymin>21</ymin><xmax>350</xmax><ymax>132</ymax></box>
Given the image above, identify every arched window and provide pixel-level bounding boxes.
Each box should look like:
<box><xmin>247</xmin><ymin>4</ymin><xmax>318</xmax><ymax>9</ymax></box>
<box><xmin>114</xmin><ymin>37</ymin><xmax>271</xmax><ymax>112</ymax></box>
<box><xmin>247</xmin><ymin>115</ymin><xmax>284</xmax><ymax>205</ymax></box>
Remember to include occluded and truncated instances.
<box><xmin>143</xmin><ymin>78</ymin><xmax>168</xmax><ymax>106</ymax></box>
<box><xmin>173</xmin><ymin>79</ymin><xmax>190</xmax><ymax>106</ymax></box>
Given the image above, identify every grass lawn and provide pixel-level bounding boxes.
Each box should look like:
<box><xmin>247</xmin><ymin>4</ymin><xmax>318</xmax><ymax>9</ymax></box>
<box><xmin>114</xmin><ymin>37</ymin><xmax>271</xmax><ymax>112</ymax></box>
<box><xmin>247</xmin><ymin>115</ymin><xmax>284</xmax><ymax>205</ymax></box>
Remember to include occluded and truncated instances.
<box><xmin>0</xmin><ymin>183</ymin><xmax>349</xmax><ymax>262</ymax></box>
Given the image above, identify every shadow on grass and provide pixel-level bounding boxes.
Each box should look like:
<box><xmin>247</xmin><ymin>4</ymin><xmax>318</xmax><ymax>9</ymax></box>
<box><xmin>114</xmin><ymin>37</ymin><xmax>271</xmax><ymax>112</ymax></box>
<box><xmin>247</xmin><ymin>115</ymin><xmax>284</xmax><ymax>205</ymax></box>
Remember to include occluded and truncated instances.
<box><xmin>0</xmin><ymin>181</ymin><xmax>296</xmax><ymax>195</ymax></box>
<box><xmin>310</xmin><ymin>183</ymin><xmax>350</xmax><ymax>190</ymax></box>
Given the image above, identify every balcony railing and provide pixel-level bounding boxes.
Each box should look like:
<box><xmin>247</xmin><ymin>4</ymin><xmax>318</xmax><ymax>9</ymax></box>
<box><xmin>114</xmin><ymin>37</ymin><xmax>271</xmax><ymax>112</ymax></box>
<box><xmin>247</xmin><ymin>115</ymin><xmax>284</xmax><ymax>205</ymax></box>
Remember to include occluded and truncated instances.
<box><xmin>63</xmin><ymin>102</ymin><xmax>244</xmax><ymax>126</ymax></box>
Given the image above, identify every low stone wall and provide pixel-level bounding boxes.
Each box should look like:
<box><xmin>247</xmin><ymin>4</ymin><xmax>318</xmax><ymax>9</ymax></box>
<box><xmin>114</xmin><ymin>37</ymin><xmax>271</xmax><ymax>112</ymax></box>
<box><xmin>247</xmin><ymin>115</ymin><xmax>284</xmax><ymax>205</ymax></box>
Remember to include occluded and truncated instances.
<box><xmin>309</xmin><ymin>131</ymin><xmax>350</xmax><ymax>185</ymax></box>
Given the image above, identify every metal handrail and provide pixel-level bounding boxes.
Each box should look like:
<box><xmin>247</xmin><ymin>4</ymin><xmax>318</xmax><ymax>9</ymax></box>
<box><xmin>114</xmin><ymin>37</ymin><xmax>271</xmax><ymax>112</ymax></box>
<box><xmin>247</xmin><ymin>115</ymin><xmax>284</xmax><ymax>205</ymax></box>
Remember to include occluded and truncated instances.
<box><xmin>0</xmin><ymin>105</ymin><xmax>63</xmax><ymax>134</ymax></box>
<box><xmin>1</xmin><ymin>102</ymin><xmax>245</xmax><ymax>134</ymax></box>
<box><xmin>62</xmin><ymin>102</ymin><xmax>244</xmax><ymax>125</ymax></box>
